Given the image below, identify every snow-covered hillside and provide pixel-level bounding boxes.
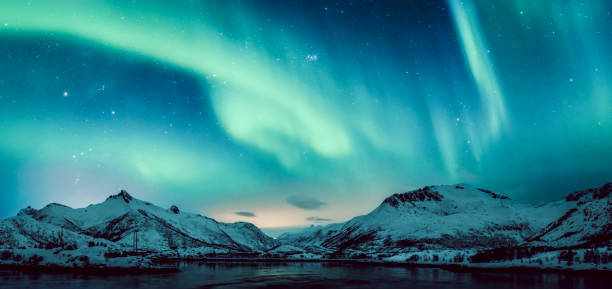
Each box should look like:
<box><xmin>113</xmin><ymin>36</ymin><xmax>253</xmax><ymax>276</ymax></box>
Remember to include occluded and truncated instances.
<box><xmin>279</xmin><ymin>184</ymin><xmax>611</xmax><ymax>255</ymax></box>
<box><xmin>0</xmin><ymin>190</ymin><xmax>279</xmax><ymax>254</ymax></box>
<box><xmin>526</xmin><ymin>183</ymin><xmax>612</xmax><ymax>247</ymax></box>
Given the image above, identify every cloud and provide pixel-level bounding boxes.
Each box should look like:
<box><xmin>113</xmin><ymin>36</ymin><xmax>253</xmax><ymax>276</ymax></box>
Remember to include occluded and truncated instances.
<box><xmin>306</xmin><ymin>216</ymin><xmax>332</xmax><ymax>223</ymax></box>
<box><xmin>286</xmin><ymin>195</ymin><xmax>326</xmax><ymax>210</ymax></box>
<box><xmin>234</xmin><ymin>211</ymin><xmax>256</xmax><ymax>218</ymax></box>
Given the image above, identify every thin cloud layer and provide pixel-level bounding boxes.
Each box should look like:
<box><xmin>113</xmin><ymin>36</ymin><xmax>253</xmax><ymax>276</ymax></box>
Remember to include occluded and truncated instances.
<box><xmin>234</xmin><ymin>211</ymin><xmax>256</xmax><ymax>218</ymax></box>
<box><xmin>287</xmin><ymin>195</ymin><xmax>326</xmax><ymax>210</ymax></box>
<box><xmin>306</xmin><ymin>216</ymin><xmax>333</xmax><ymax>223</ymax></box>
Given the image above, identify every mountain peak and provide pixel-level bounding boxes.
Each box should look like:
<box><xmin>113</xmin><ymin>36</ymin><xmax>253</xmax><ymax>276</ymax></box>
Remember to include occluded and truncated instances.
<box><xmin>565</xmin><ymin>182</ymin><xmax>611</xmax><ymax>202</ymax></box>
<box><xmin>382</xmin><ymin>186</ymin><xmax>444</xmax><ymax>208</ymax></box>
<box><xmin>107</xmin><ymin>189</ymin><xmax>133</xmax><ymax>203</ymax></box>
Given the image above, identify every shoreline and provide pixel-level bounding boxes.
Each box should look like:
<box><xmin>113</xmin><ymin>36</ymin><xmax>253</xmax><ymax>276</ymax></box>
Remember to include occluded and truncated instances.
<box><xmin>1</xmin><ymin>258</ymin><xmax>609</xmax><ymax>276</ymax></box>
<box><xmin>158</xmin><ymin>257</ymin><xmax>611</xmax><ymax>276</ymax></box>
<box><xmin>0</xmin><ymin>263</ymin><xmax>180</xmax><ymax>275</ymax></box>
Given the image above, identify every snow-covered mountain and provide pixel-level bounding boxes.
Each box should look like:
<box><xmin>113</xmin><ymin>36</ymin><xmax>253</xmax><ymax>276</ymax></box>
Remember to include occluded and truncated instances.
<box><xmin>0</xmin><ymin>190</ymin><xmax>279</xmax><ymax>253</ymax></box>
<box><xmin>525</xmin><ymin>183</ymin><xmax>612</xmax><ymax>248</ymax></box>
<box><xmin>279</xmin><ymin>184</ymin><xmax>611</xmax><ymax>254</ymax></box>
<box><xmin>1</xmin><ymin>183</ymin><xmax>609</xmax><ymax>270</ymax></box>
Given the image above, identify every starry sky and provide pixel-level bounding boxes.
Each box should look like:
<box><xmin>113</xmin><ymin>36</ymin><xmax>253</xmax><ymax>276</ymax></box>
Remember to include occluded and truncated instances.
<box><xmin>0</xmin><ymin>0</ymin><xmax>611</xmax><ymax>231</ymax></box>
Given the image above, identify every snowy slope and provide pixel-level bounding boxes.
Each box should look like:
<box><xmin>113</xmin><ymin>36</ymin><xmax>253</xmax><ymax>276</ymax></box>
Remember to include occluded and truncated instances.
<box><xmin>277</xmin><ymin>223</ymin><xmax>345</xmax><ymax>254</ymax></box>
<box><xmin>0</xmin><ymin>190</ymin><xmax>279</xmax><ymax>253</ymax></box>
<box><xmin>525</xmin><ymin>183</ymin><xmax>612</xmax><ymax>248</ymax></box>
<box><xmin>279</xmin><ymin>184</ymin><xmax>579</xmax><ymax>253</ymax></box>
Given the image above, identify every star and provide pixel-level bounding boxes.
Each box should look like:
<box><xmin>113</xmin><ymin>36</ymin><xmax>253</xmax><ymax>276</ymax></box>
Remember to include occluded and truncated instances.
<box><xmin>306</xmin><ymin>54</ymin><xmax>318</xmax><ymax>62</ymax></box>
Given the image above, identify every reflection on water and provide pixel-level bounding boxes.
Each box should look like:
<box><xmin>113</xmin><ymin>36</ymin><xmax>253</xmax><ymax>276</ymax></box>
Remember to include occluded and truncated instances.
<box><xmin>1</xmin><ymin>262</ymin><xmax>610</xmax><ymax>289</ymax></box>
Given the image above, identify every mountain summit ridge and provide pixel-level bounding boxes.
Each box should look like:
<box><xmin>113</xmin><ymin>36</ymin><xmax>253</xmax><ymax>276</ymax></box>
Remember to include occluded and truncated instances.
<box><xmin>107</xmin><ymin>189</ymin><xmax>134</xmax><ymax>203</ymax></box>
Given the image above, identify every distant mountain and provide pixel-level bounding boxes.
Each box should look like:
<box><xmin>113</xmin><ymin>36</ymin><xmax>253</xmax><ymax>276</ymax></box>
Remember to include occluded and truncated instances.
<box><xmin>279</xmin><ymin>184</ymin><xmax>612</xmax><ymax>255</ymax></box>
<box><xmin>525</xmin><ymin>183</ymin><xmax>612</xmax><ymax>248</ymax></box>
<box><xmin>0</xmin><ymin>190</ymin><xmax>279</xmax><ymax>253</ymax></box>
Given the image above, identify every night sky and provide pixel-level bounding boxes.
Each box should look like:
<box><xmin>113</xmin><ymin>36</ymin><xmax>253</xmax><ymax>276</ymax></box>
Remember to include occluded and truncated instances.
<box><xmin>0</xmin><ymin>0</ymin><xmax>611</xmax><ymax>230</ymax></box>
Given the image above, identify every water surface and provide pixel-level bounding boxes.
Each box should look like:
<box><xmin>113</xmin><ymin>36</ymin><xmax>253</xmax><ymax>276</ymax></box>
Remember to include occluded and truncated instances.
<box><xmin>1</xmin><ymin>262</ymin><xmax>609</xmax><ymax>289</ymax></box>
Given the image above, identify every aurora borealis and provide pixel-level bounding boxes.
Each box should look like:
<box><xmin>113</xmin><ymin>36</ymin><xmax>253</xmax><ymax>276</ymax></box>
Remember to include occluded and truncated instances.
<box><xmin>0</xmin><ymin>0</ymin><xmax>611</xmax><ymax>231</ymax></box>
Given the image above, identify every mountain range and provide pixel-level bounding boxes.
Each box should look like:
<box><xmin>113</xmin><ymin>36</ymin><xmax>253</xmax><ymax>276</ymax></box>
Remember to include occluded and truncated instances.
<box><xmin>278</xmin><ymin>184</ymin><xmax>611</xmax><ymax>256</ymax></box>
<box><xmin>0</xmin><ymin>183</ymin><xmax>610</xmax><ymax>269</ymax></box>
<box><xmin>0</xmin><ymin>190</ymin><xmax>279</xmax><ymax>254</ymax></box>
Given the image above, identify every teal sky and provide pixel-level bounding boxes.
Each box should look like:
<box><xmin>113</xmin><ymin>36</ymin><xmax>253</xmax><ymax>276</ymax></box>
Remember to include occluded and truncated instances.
<box><xmin>0</xmin><ymin>0</ymin><xmax>610</xmax><ymax>229</ymax></box>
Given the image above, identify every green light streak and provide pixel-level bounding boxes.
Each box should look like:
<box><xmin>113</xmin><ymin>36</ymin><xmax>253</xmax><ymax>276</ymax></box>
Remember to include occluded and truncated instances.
<box><xmin>448</xmin><ymin>0</ymin><xmax>507</xmax><ymax>138</ymax></box>
<box><xmin>0</xmin><ymin>120</ymin><xmax>249</xmax><ymax>188</ymax></box>
<box><xmin>0</xmin><ymin>0</ymin><xmax>352</xmax><ymax>167</ymax></box>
